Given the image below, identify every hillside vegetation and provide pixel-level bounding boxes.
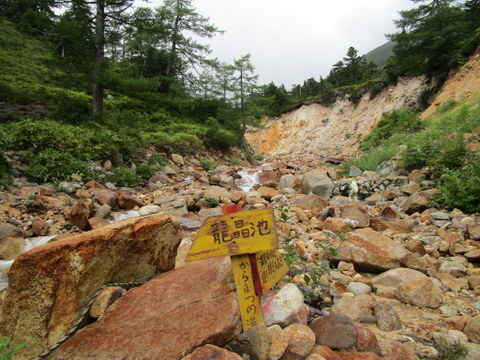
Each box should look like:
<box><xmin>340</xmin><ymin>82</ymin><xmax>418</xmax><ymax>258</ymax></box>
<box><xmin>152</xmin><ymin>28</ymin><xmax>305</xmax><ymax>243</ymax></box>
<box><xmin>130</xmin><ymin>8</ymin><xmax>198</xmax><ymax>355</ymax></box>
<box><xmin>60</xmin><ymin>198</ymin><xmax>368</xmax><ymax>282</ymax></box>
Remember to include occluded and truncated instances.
<box><xmin>0</xmin><ymin>0</ymin><xmax>479</xmax><ymax>198</ymax></box>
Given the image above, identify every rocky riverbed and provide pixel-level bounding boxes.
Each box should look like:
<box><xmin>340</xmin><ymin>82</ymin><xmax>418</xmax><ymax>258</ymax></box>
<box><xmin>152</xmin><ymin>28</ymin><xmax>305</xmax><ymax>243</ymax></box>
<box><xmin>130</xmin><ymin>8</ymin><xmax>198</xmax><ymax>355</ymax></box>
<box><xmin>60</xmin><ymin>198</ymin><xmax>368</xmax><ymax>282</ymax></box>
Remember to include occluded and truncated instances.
<box><xmin>1</xmin><ymin>153</ymin><xmax>480</xmax><ymax>360</ymax></box>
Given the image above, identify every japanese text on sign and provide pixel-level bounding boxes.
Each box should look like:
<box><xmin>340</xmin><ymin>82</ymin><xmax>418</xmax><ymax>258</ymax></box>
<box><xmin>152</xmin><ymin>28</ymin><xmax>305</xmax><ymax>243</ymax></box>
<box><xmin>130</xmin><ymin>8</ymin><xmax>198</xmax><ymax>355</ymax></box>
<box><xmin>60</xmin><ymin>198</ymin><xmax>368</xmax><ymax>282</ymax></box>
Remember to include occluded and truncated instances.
<box><xmin>210</xmin><ymin>218</ymin><xmax>272</xmax><ymax>244</ymax></box>
<box><xmin>231</xmin><ymin>255</ymin><xmax>264</xmax><ymax>330</ymax></box>
<box><xmin>252</xmin><ymin>249</ymin><xmax>289</xmax><ymax>296</ymax></box>
<box><xmin>186</xmin><ymin>208</ymin><xmax>277</xmax><ymax>261</ymax></box>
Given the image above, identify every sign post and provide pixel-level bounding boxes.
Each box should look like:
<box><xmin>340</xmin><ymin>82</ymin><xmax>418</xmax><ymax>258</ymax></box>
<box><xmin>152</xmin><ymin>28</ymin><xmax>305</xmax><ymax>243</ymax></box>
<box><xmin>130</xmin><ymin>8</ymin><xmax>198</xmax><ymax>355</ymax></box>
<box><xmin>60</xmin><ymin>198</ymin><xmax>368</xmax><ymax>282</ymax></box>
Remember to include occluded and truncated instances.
<box><xmin>187</xmin><ymin>206</ymin><xmax>288</xmax><ymax>331</ymax></box>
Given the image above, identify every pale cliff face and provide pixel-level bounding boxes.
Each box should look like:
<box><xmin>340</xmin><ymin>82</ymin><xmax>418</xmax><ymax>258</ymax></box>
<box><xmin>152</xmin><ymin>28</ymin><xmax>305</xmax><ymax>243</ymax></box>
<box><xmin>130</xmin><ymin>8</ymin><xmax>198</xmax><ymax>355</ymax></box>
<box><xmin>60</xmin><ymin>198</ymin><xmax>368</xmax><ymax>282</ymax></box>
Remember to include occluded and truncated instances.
<box><xmin>246</xmin><ymin>76</ymin><xmax>428</xmax><ymax>161</ymax></box>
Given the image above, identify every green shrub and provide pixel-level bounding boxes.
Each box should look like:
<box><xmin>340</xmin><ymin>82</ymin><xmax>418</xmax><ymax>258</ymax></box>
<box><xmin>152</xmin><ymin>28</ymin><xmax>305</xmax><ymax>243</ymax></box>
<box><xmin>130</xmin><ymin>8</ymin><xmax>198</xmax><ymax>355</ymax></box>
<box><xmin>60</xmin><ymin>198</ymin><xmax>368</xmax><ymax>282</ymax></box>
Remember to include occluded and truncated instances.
<box><xmin>345</xmin><ymin>146</ymin><xmax>397</xmax><ymax>172</ymax></box>
<box><xmin>200</xmin><ymin>157</ymin><xmax>217</xmax><ymax>171</ymax></box>
<box><xmin>0</xmin><ymin>155</ymin><xmax>12</xmax><ymax>187</ymax></box>
<box><xmin>433</xmin><ymin>136</ymin><xmax>469</xmax><ymax>173</ymax></box>
<box><xmin>401</xmin><ymin>140</ymin><xmax>439</xmax><ymax>171</ymax></box>
<box><xmin>112</xmin><ymin>166</ymin><xmax>139</xmax><ymax>187</ymax></box>
<box><xmin>146</xmin><ymin>153</ymin><xmax>167</xmax><ymax>167</ymax></box>
<box><xmin>359</xmin><ymin>109</ymin><xmax>424</xmax><ymax>151</ymax></box>
<box><xmin>136</xmin><ymin>163</ymin><xmax>157</xmax><ymax>181</ymax></box>
<box><xmin>435</xmin><ymin>160</ymin><xmax>480</xmax><ymax>214</ymax></box>
<box><xmin>254</xmin><ymin>154</ymin><xmax>265</xmax><ymax>161</ymax></box>
<box><xmin>26</xmin><ymin>149</ymin><xmax>92</xmax><ymax>183</ymax></box>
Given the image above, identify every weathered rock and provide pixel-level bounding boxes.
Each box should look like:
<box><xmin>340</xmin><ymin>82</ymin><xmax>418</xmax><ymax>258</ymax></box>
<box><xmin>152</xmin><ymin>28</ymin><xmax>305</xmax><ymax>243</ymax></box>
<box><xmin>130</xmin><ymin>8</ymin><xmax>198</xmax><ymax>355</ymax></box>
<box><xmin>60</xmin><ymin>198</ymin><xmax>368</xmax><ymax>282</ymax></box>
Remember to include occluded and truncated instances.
<box><xmin>203</xmin><ymin>186</ymin><xmax>231</xmax><ymax>201</ymax></box>
<box><xmin>0</xmin><ymin>214</ymin><xmax>182</xmax><ymax>360</ymax></box>
<box><xmin>258</xmin><ymin>187</ymin><xmax>280</xmax><ymax>201</ymax></box>
<box><xmin>138</xmin><ymin>204</ymin><xmax>161</xmax><ymax>216</ymax></box>
<box><xmin>331</xmin><ymin>294</ymin><xmax>373</xmax><ymax>322</ymax></box>
<box><xmin>279</xmin><ymin>174</ymin><xmax>297</xmax><ymax>189</ymax></box>
<box><xmin>293</xmin><ymin>194</ymin><xmax>328</xmax><ymax>214</ymax></box>
<box><xmin>31</xmin><ymin>219</ymin><xmax>50</xmax><ymax>236</ymax></box>
<box><xmin>378</xmin><ymin>339</ymin><xmax>419</xmax><ymax>360</ymax></box>
<box><xmin>0</xmin><ymin>237</ymin><xmax>25</xmax><ymax>260</ymax></box>
<box><xmin>337</xmin><ymin>353</ymin><xmax>383</xmax><ymax>360</ymax></box>
<box><xmin>467</xmin><ymin>224</ymin><xmax>480</xmax><ymax>240</ymax></box>
<box><xmin>329</xmin><ymin>201</ymin><xmax>370</xmax><ymax>228</ymax></box>
<box><xmin>182</xmin><ymin>344</ymin><xmax>243</xmax><ymax>360</ymax></box>
<box><xmin>68</xmin><ymin>198</ymin><xmax>94</xmax><ymax>230</ymax></box>
<box><xmin>0</xmin><ymin>221</ymin><xmax>25</xmax><ymax>240</ymax></box>
<box><xmin>117</xmin><ymin>190</ymin><xmax>144</xmax><ymax>209</ymax></box>
<box><xmin>373</xmin><ymin>302</ymin><xmax>402</xmax><ymax>331</ymax></box>
<box><xmin>331</xmin><ymin>228</ymin><xmax>410</xmax><ymax>271</ymax></box>
<box><xmin>89</xmin><ymin>286</ymin><xmax>126</xmax><ymax>319</ymax></box>
<box><xmin>282</xmin><ymin>323</ymin><xmax>316</xmax><ymax>358</ymax></box>
<box><xmin>439</xmin><ymin>261</ymin><xmax>467</xmax><ymax>278</ymax></box>
<box><xmin>464</xmin><ymin>316</ymin><xmax>480</xmax><ymax>344</ymax></box>
<box><xmin>353</xmin><ymin>323</ymin><xmax>381</xmax><ymax>354</ymax></box>
<box><xmin>53</xmin><ymin>257</ymin><xmax>241</xmax><ymax>360</ymax></box>
<box><xmin>94</xmin><ymin>204</ymin><xmax>111</xmax><ymax>219</ymax></box>
<box><xmin>262</xmin><ymin>283</ymin><xmax>305</xmax><ymax>327</ymax></box>
<box><xmin>171</xmin><ymin>153</ymin><xmax>185</xmax><ymax>165</ymax></box>
<box><xmin>307</xmin><ymin>345</ymin><xmax>342</xmax><ymax>360</ymax></box>
<box><xmin>401</xmin><ymin>193</ymin><xmax>429</xmax><ymax>214</ymax></box>
<box><xmin>309</xmin><ymin>314</ymin><xmax>357</xmax><ymax>350</ymax></box>
<box><xmin>90</xmin><ymin>188</ymin><xmax>117</xmax><ymax>208</ymax></box>
<box><xmin>370</xmin><ymin>217</ymin><xmax>412</xmax><ymax>233</ymax></box>
<box><xmin>88</xmin><ymin>216</ymin><xmax>111</xmax><ymax>229</ymax></box>
<box><xmin>322</xmin><ymin>218</ymin><xmax>349</xmax><ymax>233</ymax></box>
<box><xmin>397</xmin><ymin>278</ymin><xmax>443</xmax><ymax>308</ymax></box>
<box><xmin>226</xmin><ymin>323</ymin><xmax>271</xmax><ymax>360</ymax></box>
<box><xmin>347</xmin><ymin>282</ymin><xmax>372</xmax><ymax>296</ymax></box>
<box><xmin>372</xmin><ymin>268</ymin><xmax>428</xmax><ymax>288</ymax></box>
<box><xmin>268</xmin><ymin>325</ymin><xmax>288</xmax><ymax>360</ymax></box>
<box><xmin>302</xmin><ymin>170</ymin><xmax>334</xmax><ymax>199</ymax></box>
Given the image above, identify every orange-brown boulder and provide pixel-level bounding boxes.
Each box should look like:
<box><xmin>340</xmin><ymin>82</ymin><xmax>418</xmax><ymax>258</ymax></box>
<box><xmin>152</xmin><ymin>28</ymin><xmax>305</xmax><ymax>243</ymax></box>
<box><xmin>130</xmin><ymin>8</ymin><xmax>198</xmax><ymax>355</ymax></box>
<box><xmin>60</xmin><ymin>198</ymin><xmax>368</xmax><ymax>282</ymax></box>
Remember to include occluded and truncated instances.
<box><xmin>52</xmin><ymin>257</ymin><xmax>241</xmax><ymax>360</ymax></box>
<box><xmin>0</xmin><ymin>214</ymin><xmax>182</xmax><ymax>360</ymax></box>
<box><xmin>68</xmin><ymin>198</ymin><xmax>94</xmax><ymax>230</ymax></box>
<box><xmin>182</xmin><ymin>344</ymin><xmax>243</xmax><ymax>360</ymax></box>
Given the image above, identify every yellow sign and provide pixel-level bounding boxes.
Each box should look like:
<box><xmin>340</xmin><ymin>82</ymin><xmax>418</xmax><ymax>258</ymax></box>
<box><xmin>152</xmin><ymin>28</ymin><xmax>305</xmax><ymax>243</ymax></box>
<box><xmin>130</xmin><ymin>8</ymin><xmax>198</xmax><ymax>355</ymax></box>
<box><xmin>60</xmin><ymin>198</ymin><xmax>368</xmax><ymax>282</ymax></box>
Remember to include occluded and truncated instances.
<box><xmin>186</xmin><ymin>208</ymin><xmax>277</xmax><ymax>261</ymax></box>
<box><xmin>252</xmin><ymin>249</ymin><xmax>289</xmax><ymax>296</ymax></box>
<box><xmin>231</xmin><ymin>254</ymin><xmax>264</xmax><ymax>331</ymax></box>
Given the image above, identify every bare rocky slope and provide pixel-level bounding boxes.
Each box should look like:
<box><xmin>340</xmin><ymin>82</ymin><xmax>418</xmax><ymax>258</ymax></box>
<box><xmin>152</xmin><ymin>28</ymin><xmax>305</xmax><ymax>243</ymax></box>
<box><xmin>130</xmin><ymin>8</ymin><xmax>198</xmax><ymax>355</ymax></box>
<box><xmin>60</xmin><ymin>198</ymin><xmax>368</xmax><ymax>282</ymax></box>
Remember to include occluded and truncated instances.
<box><xmin>246</xmin><ymin>77</ymin><xmax>428</xmax><ymax>161</ymax></box>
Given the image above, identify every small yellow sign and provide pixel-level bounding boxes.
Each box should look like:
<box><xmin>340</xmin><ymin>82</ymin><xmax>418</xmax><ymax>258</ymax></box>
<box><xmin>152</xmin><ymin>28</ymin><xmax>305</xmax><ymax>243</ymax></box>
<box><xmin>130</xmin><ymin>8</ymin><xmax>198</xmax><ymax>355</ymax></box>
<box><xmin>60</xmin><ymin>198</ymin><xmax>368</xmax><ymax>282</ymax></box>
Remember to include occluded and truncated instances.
<box><xmin>186</xmin><ymin>208</ymin><xmax>277</xmax><ymax>261</ymax></box>
<box><xmin>252</xmin><ymin>249</ymin><xmax>289</xmax><ymax>296</ymax></box>
<box><xmin>231</xmin><ymin>254</ymin><xmax>264</xmax><ymax>331</ymax></box>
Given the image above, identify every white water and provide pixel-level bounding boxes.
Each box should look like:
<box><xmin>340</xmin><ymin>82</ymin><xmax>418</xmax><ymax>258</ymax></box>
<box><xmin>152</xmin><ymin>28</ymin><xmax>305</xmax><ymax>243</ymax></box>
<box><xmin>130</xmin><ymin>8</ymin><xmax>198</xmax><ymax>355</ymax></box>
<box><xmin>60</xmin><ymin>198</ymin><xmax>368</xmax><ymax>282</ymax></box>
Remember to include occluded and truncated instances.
<box><xmin>110</xmin><ymin>210</ymin><xmax>140</xmax><ymax>222</ymax></box>
<box><xmin>235</xmin><ymin>170</ymin><xmax>261</xmax><ymax>192</ymax></box>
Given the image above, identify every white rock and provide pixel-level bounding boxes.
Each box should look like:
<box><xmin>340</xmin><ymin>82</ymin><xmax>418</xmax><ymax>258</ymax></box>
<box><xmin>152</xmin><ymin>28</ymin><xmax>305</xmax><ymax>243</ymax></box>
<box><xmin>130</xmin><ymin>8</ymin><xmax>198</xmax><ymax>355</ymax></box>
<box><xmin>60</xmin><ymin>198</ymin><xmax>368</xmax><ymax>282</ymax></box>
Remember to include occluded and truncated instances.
<box><xmin>262</xmin><ymin>283</ymin><xmax>305</xmax><ymax>327</ymax></box>
<box><xmin>138</xmin><ymin>205</ymin><xmax>162</xmax><ymax>216</ymax></box>
<box><xmin>347</xmin><ymin>281</ymin><xmax>372</xmax><ymax>295</ymax></box>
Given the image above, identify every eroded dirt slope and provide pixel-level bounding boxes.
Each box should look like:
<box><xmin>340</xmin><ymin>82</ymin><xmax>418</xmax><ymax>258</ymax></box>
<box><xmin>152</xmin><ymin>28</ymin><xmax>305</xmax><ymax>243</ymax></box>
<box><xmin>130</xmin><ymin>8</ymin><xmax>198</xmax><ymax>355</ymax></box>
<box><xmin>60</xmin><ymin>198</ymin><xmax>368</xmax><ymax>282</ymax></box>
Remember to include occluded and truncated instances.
<box><xmin>246</xmin><ymin>77</ymin><xmax>427</xmax><ymax>161</ymax></box>
<box><xmin>422</xmin><ymin>48</ymin><xmax>480</xmax><ymax>118</ymax></box>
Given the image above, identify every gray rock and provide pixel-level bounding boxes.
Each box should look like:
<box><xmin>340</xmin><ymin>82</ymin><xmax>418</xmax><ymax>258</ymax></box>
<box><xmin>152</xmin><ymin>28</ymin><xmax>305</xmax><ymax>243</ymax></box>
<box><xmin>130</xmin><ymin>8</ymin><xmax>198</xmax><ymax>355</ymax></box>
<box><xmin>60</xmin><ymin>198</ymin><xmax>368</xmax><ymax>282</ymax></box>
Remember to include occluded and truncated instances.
<box><xmin>373</xmin><ymin>302</ymin><xmax>402</xmax><ymax>331</ymax></box>
<box><xmin>432</xmin><ymin>212</ymin><xmax>450</xmax><ymax>221</ymax></box>
<box><xmin>349</xmin><ymin>166</ymin><xmax>362</xmax><ymax>178</ymax></box>
<box><xmin>225</xmin><ymin>324</ymin><xmax>271</xmax><ymax>360</ymax></box>
<box><xmin>438</xmin><ymin>261</ymin><xmax>467</xmax><ymax>278</ymax></box>
<box><xmin>302</xmin><ymin>170</ymin><xmax>334</xmax><ymax>199</ymax></box>
<box><xmin>309</xmin><ymin>314</ymin><xmax>357</xmax><ymax>350</ymax></box>
<box><xmin>279</xmin><ymin>174</ymin><xmax>296</xmax><ymax>189</ymax></box>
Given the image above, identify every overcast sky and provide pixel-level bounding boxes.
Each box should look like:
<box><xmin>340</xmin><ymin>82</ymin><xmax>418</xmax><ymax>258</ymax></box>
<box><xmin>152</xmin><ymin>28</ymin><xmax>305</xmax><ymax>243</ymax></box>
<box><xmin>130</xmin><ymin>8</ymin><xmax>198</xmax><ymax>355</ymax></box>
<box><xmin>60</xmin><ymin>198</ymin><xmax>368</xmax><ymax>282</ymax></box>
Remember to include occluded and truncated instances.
<box><xmin>137</xmin><ymin>0</ymin><xmax>416</xmax><ymax>88</ymax></box>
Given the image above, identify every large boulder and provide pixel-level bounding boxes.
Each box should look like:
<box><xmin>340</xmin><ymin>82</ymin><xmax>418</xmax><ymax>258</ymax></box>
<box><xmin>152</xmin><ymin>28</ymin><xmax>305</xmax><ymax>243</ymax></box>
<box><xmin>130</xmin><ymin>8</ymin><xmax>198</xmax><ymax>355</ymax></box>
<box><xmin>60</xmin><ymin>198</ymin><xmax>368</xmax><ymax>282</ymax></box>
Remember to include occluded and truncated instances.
<box><xmin>52</xmin><ymin>257</ymin><xmax>241</xmax><ymax>360</ymax></box>
<box><xmin>330</xmin><ymin>228</ymin><xmax>410</xmax><ymax>272</ymax></box>
<box><xmin>329</xmin><ymin>201</ymin><xmax>370</xmax><ymax>228</ymax></box>
<box><xmin>302</xmin><ymin>169</ymin><xmax>334</xmax><ymax>199</ymax></box>
<box><xmin>0</xmin><ymin>214</ymin><xmax>182</xmax><ymax>360</ymax></box>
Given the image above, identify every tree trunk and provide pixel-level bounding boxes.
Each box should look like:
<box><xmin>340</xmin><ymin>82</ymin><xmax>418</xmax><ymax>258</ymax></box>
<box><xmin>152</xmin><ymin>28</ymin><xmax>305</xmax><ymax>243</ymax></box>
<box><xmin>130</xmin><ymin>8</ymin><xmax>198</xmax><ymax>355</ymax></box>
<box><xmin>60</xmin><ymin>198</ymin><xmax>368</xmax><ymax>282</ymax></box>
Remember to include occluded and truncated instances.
<box><xmin>166</xmin><ymin>2</ymin><xmax>181</xmax><ymax>78</ymax></box>
<box><xmin>92</xmin><ymin>0</ymin><xmax>105</xmax><ymax>123</ymax></box>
